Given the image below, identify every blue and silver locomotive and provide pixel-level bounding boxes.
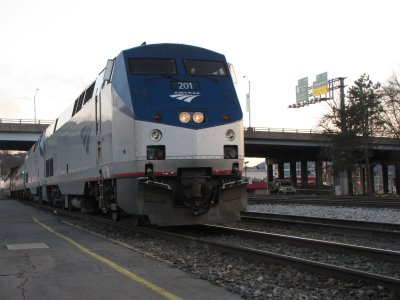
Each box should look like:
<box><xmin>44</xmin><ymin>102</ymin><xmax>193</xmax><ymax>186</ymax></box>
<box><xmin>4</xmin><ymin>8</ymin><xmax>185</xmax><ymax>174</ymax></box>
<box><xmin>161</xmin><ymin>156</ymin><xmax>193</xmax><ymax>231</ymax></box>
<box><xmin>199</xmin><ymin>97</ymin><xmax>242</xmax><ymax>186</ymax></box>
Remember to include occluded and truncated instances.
<box><xmin>12</xmin><ymin>43</ymin><xmax>247</xmax><ymax>225</ymax></box>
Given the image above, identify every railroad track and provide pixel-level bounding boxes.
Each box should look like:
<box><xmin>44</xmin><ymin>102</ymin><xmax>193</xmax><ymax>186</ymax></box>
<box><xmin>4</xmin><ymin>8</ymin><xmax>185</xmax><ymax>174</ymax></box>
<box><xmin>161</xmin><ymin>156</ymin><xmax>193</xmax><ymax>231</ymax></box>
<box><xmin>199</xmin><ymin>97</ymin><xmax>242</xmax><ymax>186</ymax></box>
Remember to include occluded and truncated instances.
<box><xmin>241</xmin><ymin>211</ymin><xmax>400</xmax><ymax>239</ymax></box>
<box><xmin>248</xmin><ymin>195</ymin><xmax>400</xmax><ymax>208</ymax></box>
<box><xmin>25</xmin><ymin>201</ymin><xmax>400</xmax><ymax>296</ymax></box>
<box><xmin>165</xmin><ymin>225</ymin><xmax>400</xmax><ymax>290</ymax></box>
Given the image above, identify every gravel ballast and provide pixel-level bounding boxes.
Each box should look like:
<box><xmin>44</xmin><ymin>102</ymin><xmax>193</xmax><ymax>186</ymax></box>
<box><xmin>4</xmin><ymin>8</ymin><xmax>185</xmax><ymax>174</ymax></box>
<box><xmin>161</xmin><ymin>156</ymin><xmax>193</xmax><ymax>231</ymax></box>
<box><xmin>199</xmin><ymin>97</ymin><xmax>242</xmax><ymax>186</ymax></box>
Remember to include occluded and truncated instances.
<box><xmin>61</xmin><ymin>202</ymin><xmax>400</xmax><ymax>299</ymax></box>
<box><xmin>247</xmin><ymin>203</ymin><xmax>400</xmax><ymax>224</ymax></box>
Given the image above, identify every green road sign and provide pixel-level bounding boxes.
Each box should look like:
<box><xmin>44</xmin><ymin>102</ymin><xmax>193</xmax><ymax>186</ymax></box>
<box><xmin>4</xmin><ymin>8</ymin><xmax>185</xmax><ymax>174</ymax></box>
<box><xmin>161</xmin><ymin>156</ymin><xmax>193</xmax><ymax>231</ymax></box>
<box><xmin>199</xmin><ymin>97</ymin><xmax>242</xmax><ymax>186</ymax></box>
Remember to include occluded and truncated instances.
<box><xmin>296</xmin><ymin>77</ymin><xmax>308</xmax><ymax>104</ymax></box>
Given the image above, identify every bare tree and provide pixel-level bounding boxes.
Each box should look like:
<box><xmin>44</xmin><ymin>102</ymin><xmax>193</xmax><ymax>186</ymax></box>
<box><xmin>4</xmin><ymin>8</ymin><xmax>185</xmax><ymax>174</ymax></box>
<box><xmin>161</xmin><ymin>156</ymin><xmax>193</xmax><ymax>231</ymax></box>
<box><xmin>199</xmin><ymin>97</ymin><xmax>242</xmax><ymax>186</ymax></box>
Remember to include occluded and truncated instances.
<box><xmin>382</xmin><ymin>73</ymin><xmax>400</xmax><ymax>140</ymax></box>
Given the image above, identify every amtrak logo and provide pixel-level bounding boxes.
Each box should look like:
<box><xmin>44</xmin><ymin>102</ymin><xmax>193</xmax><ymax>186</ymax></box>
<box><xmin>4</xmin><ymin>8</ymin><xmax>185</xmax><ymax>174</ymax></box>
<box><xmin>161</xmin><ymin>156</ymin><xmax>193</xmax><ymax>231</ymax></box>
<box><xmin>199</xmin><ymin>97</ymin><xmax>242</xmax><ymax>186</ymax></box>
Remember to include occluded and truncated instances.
<box><xmin>80</xmin><ymin>124</ymin><xmax>92</xmax><ymax>154</ymax></box>
<box><xmin>169</xmin><ymin>92</ymin><xmax>200</xmax><ymax>103</ymax></box>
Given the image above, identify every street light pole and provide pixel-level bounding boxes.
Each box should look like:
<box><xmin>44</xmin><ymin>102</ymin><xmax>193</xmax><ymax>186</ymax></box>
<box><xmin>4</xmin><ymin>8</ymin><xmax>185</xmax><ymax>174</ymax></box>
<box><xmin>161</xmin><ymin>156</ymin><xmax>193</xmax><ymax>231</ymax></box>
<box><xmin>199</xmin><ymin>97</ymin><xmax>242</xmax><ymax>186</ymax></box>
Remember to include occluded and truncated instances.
<box><xmin>243</xmin><ymin>76</ymin><xmax>251</xmax><ymax>128</ymax></box>
<box><xmin>34</xmin><ymin>88</ymin><xmax>39</xmax><ymax>124</ymax></box>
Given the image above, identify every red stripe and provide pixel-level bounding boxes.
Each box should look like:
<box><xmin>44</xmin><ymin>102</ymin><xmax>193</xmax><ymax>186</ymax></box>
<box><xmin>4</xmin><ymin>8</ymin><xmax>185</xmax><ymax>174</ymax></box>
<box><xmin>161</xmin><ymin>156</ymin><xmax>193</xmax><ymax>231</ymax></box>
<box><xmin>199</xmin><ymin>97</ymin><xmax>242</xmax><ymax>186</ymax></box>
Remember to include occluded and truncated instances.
<box><xmin>213</xmin><ymin>169</ymin><xmax>243</xmax><ymax>175</ymax></box>
<box><xmin>112</xmin><ymin>171</ymin><xmax>177</xmax><ymax>179</ymax></box>
<box><xmin>113</xmin><ymin>170</ymin><xmax>242</xmax><ymax>178</ymax></box>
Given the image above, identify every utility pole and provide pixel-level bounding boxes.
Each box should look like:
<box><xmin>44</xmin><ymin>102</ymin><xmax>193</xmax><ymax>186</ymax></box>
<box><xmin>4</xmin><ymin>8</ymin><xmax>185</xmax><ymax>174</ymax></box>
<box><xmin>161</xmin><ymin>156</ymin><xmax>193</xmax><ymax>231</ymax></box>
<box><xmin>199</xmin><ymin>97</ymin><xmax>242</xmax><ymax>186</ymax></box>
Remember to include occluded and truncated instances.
<box><xmin>339</xmin><ymin>77</ymin><xmax>346</xmax><ymax>133</ymax></box>
<box><xmin>338</xmin><ymin>77</ymin><xmax>353</xmax><ymax>195</ymax></box>
<box><xmin>34</xmin><ymin>88</ymin><xmax>39</xmax><ymax>124</ymax></box>
<box><xmin>243</xmin><ymin>76</ymin><xmax>251</xmax><ymax>128</ymax></box>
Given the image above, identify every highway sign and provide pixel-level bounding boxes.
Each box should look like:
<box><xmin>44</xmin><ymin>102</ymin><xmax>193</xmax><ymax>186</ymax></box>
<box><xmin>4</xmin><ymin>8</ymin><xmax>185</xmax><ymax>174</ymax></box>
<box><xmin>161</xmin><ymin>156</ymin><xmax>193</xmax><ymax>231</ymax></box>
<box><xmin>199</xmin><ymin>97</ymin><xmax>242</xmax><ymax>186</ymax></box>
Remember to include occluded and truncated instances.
<box><xmin>296</xmin><ymin>77</ymin><xmax>309</xmax><ymax>104</ymax></box>
<box><xmin>313</xmin><ymin>72</ymin><xmax>328</xmax><ymax>96</ymax></box>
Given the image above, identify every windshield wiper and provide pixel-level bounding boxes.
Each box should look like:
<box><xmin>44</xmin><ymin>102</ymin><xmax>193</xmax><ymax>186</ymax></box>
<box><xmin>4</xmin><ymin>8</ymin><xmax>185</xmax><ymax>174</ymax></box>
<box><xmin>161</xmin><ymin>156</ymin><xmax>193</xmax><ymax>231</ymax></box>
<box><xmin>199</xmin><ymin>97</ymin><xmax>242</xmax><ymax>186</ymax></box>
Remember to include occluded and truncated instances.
<box><xmin>147</xmin><ymin>75</ymin><xmax>179</xmax><ymax>82</ymax></box>
<box><xmin>187</xmin><ymin>75</ymin><xmax>218</xmax><ymax>83</ymax></box>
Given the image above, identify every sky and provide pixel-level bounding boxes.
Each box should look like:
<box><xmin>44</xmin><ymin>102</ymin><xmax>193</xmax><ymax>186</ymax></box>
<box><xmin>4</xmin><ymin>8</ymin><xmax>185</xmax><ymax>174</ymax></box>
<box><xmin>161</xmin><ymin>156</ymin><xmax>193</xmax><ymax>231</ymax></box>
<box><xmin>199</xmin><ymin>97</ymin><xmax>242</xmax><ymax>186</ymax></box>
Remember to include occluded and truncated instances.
<box><xmin>1</xmin><ymin>0</ymin><xmax>400</xmax><ymax>165</ymax></box>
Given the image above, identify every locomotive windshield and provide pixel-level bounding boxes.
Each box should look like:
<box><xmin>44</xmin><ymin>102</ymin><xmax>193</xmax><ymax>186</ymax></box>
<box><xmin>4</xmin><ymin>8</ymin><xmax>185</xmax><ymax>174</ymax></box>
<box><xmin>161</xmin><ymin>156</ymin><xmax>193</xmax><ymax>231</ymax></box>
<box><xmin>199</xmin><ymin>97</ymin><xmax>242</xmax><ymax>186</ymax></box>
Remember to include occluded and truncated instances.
<box><xmin>184</xmin><ymin>60</ymin><xmax>227</xmax><ymax>76</ymax></box>
<box><xmin>129</xmin><ymin>58</ymin><xmax>177</xmax><ymax>75</ymax></box>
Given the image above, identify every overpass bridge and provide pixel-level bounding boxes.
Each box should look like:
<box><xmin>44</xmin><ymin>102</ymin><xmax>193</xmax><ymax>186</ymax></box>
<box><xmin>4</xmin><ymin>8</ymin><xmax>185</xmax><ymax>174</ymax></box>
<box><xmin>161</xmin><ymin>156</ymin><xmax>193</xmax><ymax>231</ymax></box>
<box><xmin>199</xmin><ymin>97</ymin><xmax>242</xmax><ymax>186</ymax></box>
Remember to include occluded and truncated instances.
<box><xmin>0</xmin><ymin>119</ymin><xmax>51</xmax><ymax>151</ymax></box>
<box><xmin>0</xmin><ymin>119</ymin><xmax>51</xmax><ymax>177</ymax></box>
<box><xmin>244</xmin><ymin>127</ymin><xmax>400</xmax><ymax>195</ymax></box>
<box><xmin>244</xmin><ymin>127</ymin><xmax>400</xmax><ymax>161</ymax></box>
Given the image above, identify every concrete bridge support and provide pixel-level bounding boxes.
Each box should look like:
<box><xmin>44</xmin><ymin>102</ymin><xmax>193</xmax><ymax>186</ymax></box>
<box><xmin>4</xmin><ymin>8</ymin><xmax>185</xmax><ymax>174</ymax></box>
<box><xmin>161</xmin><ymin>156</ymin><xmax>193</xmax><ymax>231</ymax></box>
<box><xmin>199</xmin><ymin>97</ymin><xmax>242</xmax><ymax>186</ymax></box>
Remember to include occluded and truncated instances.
<box><xmin>278</xmin><ymin>162</ymin><xmax>284</xmax><ymax>179</ymax></box>
<box><xmin>267</xmin><ymin>163</ymin><xmax>273</xmax><ymax>183</ymax></box>
<box><xmin>396</xmin><ymin>163</ymin><xmax>400</xmax><ymax>195</ymax></box>
<box><xmin>382</xmin><ymin>163</ymin><xmax>389</xmax><ymax>194</ymax></box>
<box><xmin>360</xmin><ymin>166</ymin><xmax>366</xmax><ymax>194</ymax></box>
<box><xmin>290</xmin><ymin>161</ymin><xmax>296</xmax><ymax>186</ymax></box>
<box><xmin>370</xmin><ymin>165</ymin><xmax>375</xmax><ymax>194</ymax></box>
<box><xmin>347</xmin><ymin>168</ymin><xmax>354</xmax><ymax>195</ymax></box>
<box><xmin>301</xmin><ymin>160</ymin><xmax>308</xmax><ymax>188</ymax></box>
<box><xmin>265</xmin><ymin>158</ymin><xmax>400</xmax><ymax>196</ymax></box>
<box><xmin>351</xmin><ymin>163</ymin><xmax>400</xmax><ymax>195</ymax></box>
<box><xmin>334</xmin><ymin>171</ymin><xmax>349</xmax><ymax>195</ymax></box>
<box><xmin>316</xmin><ymin>160</ymin><xmax>323</xmax><ymax>188</ymax></box>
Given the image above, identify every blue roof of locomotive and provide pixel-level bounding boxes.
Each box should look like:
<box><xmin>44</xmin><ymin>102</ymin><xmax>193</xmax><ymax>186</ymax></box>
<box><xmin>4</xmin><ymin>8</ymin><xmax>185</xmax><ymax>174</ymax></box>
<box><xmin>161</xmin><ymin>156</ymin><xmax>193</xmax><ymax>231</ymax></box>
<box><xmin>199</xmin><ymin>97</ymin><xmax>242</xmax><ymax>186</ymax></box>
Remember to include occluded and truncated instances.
<box><xmin>111</xmin><ymin>43</ymin><xmax>243</xmax><ymax>129</ymax></box>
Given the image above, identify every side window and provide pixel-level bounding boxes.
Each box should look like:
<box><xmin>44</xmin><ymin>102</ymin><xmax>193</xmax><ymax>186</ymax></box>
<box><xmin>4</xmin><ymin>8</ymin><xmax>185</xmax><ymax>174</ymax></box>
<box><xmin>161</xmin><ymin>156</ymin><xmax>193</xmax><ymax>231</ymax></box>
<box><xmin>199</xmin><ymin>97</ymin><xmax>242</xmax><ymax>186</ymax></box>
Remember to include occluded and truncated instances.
<box><xmin>46</xmin><ymin>158</ymin><xmax>54</xmax><ymax>177</ymax></box>
<box><xmin>72</xmin><ymin>98</ymin><xmax>79</xmax><ymax>117</ymax></box>
<box><xmin>83</xmin><ymin>81</ymin><xmax>95</xmax><ymax>104</ymax></box>
<box><xmin>72</xmin><ymin>81</ymin><xmax>96</xmax><ymax>117</ymax></box>
<box><xmin>53</xmin><ymin>118</ymin><xmax>58</xmax><ymax>133</ymax></box>
<box><xmin>76</xmin><ymin>93</ymin><xmax>85</xmax><ymax>113</ymax></box>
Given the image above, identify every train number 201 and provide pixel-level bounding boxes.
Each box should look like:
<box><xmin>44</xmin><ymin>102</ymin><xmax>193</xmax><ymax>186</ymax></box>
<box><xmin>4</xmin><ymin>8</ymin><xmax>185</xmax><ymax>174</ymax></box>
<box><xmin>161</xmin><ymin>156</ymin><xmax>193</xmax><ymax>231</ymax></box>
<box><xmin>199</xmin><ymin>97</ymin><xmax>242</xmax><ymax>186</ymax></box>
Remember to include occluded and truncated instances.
<box><xmin>178</xmin><ymin>82</ymin><xmax>194</xmax><ymax>90</ymax></box>
<box><xmin>171</xmin><ymin>81</ymin><xmax>199</xmax><ymax>91</ymax></box>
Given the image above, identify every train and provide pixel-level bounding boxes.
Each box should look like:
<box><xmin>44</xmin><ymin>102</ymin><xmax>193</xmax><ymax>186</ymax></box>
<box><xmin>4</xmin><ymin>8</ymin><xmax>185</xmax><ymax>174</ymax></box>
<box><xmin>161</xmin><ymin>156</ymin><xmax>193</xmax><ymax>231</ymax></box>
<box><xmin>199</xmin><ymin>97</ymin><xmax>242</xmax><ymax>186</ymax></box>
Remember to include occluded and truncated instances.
<box><xmin>8</xmin><ymin>43</ymin><xmax>247</xmax><ymax>226</ymax></box>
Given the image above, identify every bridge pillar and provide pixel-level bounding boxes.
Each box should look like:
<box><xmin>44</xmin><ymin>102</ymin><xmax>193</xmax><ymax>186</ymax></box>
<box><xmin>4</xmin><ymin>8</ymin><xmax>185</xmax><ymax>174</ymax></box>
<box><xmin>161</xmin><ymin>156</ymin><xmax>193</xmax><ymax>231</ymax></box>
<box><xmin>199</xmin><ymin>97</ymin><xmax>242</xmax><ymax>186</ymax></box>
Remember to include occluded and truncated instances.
<box><xmin>278</xmin><ymin>162</ymin><xmax>284</xmax><ymax>179</ymax></box>
<box><xmin>333</xmin><ymin>163</ymin><xmax>351</xmax><ymax>195</ymax></box>
<box><xmin>347</xmin><ymin>168</ymin><xmax>353</xmax><ymax>195</ymax></box>
<box><xmin>395</xmin><ymin>163</ymin><xmax>400</xmax><ymax>195</ymax></box>
<box><xmin>334</xmin><ymin>171</ymin><xmax>349</xmax><ymax>195</ymax></box>
<box><xmin>359</xmin><ymin>166</ymin><xmax>365</xmax><ymax>194</ymax></box>
<box><xmin>267</xmin><ymin>163</ymin><xmax>274</xmax><ymax>182</ymax></box>
<box><xmin>301</xmin><ymin>160</ymin><xmax>308</xmax><ymax>188</ymax></box>
<box><xmin>382</xmin><ymin>162</ymin><xmax>389</xmax><ymax>194</ymax></box>
<box><xmin>316</xmin><ymin>160</ymin><xmax>323</xmax><ymax>188</ymax></box>
<box><xmin>290</xmin><ymin>161</ymin><xmax>297</xmax><ymax>186</ymax></box>
<box><xmin>370</xmin><ymin>164</ymin><xmax>375</xmax><ymax>194</ymax></box>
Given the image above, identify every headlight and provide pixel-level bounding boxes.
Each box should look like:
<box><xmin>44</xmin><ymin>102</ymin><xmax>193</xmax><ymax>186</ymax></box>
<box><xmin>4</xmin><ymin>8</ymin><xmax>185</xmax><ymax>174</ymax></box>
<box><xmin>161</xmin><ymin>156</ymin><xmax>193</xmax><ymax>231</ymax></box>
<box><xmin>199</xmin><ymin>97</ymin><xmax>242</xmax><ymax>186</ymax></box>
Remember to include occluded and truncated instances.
<box><xmin>193</xmin><ymin>112</ymin><xmax>204</xmax><ymax>123</ymax></box>
<box><xmin>147</xmin><ymin>146</ymin><xmax>165</xmax><ymax>160</ymax></box>
<box><xmin>179</xmin><ymin>112</ymin><xmax>191</xmax><ymax>123</ymax></box>
<box><xmin>224</xmin><ymin>145</ymin><xmax>238</xmax><ymax>159</ymax></box>
<box><xmin>225</xmin><ymin>129</ymin><xmax>236</xmax><ymax>141</ymax></box>
<box><xmin>149</xmin><ymin>129</ymin><xmax>162</xmax><ymax>142</ymax></box>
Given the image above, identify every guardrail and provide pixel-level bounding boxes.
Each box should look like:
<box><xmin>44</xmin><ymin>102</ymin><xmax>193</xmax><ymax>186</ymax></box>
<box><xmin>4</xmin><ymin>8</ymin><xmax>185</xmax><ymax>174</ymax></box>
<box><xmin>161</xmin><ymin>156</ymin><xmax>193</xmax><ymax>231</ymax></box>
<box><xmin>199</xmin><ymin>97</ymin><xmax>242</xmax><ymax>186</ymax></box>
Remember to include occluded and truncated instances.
<box><xmin>0</xmin><ymin>118</ymin><xmax>53</xmax><ymax>125</ymax></box>
<box><xmin>245</xmin><ymin>127</ymin><xmax>400</xmax><ymax>139</ymax></box>
<box><xmin>245</xmin><ymin>127</ymin><xmax>325</xmax><ymax>134</ymax></box>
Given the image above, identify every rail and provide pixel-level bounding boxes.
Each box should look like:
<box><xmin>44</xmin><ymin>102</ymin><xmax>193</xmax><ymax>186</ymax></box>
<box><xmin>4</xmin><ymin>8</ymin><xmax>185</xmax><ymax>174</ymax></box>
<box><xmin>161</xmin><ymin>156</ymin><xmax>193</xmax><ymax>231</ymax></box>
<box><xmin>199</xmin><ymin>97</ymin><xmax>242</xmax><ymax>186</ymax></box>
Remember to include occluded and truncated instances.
<box><xmin>244</xmin><ymin>127</ymin><xmax>399</xmax><ymax>139</ymax></box>
<box><xmin>245</xmin><ymin>127</ymin><xmax>325</xmax><ymax>134</ymax></box>
<box><xmin>0</xmin><ymin>118</ymin><xmax>53</xmax><ymax>125</ymax></box>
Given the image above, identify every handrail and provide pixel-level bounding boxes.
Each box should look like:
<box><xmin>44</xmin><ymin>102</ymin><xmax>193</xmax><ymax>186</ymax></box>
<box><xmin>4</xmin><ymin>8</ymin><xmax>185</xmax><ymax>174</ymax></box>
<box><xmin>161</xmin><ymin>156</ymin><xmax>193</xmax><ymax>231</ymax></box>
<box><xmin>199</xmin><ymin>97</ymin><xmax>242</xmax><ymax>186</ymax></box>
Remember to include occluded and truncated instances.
<box><xmin>244</xmin><ymin>127</ymin><xmax>399</xmax><ymax>140</ymax></box>
<box><xmin>0</xmin><ymin>118</ymin><xmax>53</xmax><ymax>125</ymax></box>
<box><xmin>245</xmin><ymin>127</ymin><xmax>325</xmax><ymax>134</ymax></box>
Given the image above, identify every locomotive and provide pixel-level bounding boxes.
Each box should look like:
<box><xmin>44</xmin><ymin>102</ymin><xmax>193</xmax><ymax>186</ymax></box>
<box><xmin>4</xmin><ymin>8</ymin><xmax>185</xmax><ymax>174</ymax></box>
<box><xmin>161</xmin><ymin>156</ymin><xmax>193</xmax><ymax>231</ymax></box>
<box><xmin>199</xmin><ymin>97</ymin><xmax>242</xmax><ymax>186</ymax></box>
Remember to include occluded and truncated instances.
<box><xmin>9</xmin><ymin>43</ymin><xmax>247</xmax><ymax>225</ymax></box>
